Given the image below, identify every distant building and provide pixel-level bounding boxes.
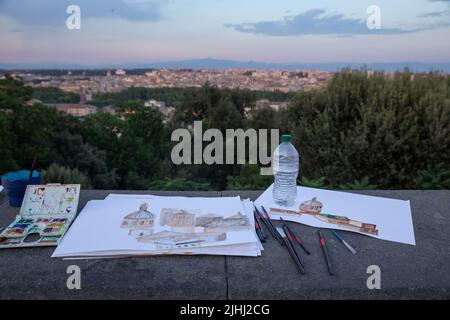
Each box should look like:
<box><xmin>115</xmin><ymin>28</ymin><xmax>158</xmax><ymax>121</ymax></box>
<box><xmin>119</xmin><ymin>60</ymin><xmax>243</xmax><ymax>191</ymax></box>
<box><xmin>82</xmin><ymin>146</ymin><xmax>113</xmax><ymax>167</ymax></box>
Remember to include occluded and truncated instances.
<box><xmin>145</xmin><ymin>70</ymin><xmax>159</xmax><ymax>77</ymax></box>
<box><xmin>27</xmin><ymin>99</ymin><xmax>43</xmax><ymax>106</ymax></box>
<box><xmin>160</xmin><ymin>106</ymin><xmax>175</xmax><ymax>123</ymax></box>
<box><xmin>115</xmin><ymin>68</ymin><xmax>126</xmax><ymax>76</ymax></box>
<box><xmin>85</xmin><ymin>93</ymin><xmax>93</xmax><ymax>102</ymax></box>
<box><xmin>102</xmin><ymin>105</ymin><xmax>116</xmax><ymax>115</ymax></box>
<box><xmin>45</xmin><ymin>103</ymin><xmax>97</xmax><ymax>117</ymax></box>
<box><xmin>145</xmin><ymin>99</ymin><xmax>166</xmax><ymax>108</ymax></box>
<box><xmin>255</xmin><ymin>99</ymin><xmax>288</xmax><ymax>111</ymax></box>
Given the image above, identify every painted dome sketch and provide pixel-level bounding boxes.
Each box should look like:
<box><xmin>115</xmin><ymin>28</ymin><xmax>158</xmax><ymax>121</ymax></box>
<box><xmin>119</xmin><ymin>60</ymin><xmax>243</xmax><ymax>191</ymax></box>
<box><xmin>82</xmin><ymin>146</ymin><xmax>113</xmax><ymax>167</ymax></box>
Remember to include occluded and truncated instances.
<box><xmin>299</xmin><ymin>197</ymin><xmax>323</xmax><ymax>214</ymax></box>
<box><xmin>121</xmin><ymin>203</ymin><xmax>155</xmax><ymax>230</ymax></box>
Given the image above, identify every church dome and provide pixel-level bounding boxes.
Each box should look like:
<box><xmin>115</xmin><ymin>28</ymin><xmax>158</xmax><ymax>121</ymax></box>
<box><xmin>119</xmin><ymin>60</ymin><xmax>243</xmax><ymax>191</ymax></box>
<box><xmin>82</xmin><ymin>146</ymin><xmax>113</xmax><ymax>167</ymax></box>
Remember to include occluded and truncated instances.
<box><xmin>124</xmin><ymin>203</ymin><xmax>155</xmax><ymax>220</ymax></box>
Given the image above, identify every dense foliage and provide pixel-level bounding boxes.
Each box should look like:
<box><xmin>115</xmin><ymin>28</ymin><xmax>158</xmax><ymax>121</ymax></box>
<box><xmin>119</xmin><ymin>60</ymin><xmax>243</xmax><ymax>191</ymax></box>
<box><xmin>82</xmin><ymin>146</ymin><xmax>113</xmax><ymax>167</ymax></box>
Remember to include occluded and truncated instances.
<box><xmin>91</xmin><ymin>86</ymin><xmax>294</xmax><ymax>108</ymax></box>
<box><xmin>283</xmin><ymin>69</ymin><xmax>450</xmax><ymax>189</ymax></box>
<box><xmin>32</xmin><ymin>87</ymin><xmax>80</xmax><ymax>104</ymax></box>
<box><xmin>0</xmin><ymin>70</ymin><xmax>449</xmax><ymax>190</ymax></box>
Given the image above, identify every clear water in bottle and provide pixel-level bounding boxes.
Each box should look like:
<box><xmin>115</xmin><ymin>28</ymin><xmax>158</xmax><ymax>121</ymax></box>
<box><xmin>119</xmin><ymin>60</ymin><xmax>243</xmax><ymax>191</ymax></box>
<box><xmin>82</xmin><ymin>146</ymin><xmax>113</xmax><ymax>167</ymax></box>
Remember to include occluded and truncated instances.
<box><xmin>273</xmin><ymin>135</ymin><xmax>299</xmax><ymax>207</ymax></box>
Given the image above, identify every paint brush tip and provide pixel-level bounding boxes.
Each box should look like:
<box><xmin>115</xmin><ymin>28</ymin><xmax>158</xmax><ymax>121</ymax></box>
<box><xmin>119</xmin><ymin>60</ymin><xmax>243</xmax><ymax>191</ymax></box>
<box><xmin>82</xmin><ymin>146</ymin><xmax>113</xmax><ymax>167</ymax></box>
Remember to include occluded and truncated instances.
<box><xmin>276</xmin><ymin>227</ymin><xmax>286</xmax><ymax>237</ymax></box>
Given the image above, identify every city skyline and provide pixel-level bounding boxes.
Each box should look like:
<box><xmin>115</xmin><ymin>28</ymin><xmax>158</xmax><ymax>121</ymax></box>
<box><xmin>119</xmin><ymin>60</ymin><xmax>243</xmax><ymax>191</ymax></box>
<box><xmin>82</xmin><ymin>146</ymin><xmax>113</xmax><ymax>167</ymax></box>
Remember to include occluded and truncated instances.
<box><xmin>1</xmin><ymin>0</ymin><xmax>450</xmax><ymax>66</ymax></box>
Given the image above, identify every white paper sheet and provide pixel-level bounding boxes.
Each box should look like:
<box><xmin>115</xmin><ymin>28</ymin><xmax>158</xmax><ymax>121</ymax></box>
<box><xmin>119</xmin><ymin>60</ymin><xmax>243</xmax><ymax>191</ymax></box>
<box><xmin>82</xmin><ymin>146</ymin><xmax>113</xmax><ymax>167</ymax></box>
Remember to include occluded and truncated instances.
<box><xmin>104</xmin><ymin>195</ymin><xmax>263</xmax><ymax>252</ymax></box>
<box><xmin>105</xmin><ymin>195</ymin><xmax>264</xmax><ymax>248</ymax></box>
<box><xmin>53</xmin><ymin>196</ymin><xmax>262</xmax><ymax>259</ymax></box>
<box><xmin>255</xmin><ymin>185</ymin><xmax>416</xmax><ymax>245</ymax></box>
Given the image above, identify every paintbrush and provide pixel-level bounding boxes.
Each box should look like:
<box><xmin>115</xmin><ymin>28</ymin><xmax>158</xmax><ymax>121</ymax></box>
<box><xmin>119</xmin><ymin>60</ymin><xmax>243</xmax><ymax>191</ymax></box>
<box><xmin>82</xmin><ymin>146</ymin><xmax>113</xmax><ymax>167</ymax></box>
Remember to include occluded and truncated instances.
<box><xmin>280</xmin><ymin>217</ymin><xmax>311</xmax><ymax>255</ymax></box>
<box><xmin>28</xmin><ymin>157</ymin><xmax>37</xmax><ymax>179</ymax></box>
<box><xmin>277</xmin><ymin>227</ymin><xmax>305</xmax><ymax>274</ymax></box>
<box><xmin>281</xmin><ymin>224</ymin><xmax>305</xmax><ymax>268</ymax></box>
<box><xmin>318</xmin><ymin>230</ymin><xmax>334</xmax><ymax>276</ymax></box>
<box><xmin>261</xmin><ymin>206</ymin><xmax>284</xmax><ymax>245</ymax></box>
<box><xmin>254</xmin><ymin>206</ymin><xmax>279</xmax><ymax>241</ymax></box>
<box><xmin>253</xmin><ymin>210</ymin><xmax>267</xmax><ymax>240</ymax></box>
<box><xmin>254</xmin><ymin>218</ymin><xmax>266</xmax><ymax>243</ymax></box>
<box><xmin>331</xmin><ymin>230</ymin><xmax>357</xmax><ymax>254</ymax></box>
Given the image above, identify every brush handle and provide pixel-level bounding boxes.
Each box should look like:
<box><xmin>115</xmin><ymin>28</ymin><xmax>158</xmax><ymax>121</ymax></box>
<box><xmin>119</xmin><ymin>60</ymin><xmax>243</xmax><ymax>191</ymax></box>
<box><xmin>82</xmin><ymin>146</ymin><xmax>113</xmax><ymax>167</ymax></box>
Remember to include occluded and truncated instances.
<box><xmin>343</xmin><ymin>240</ymin><xmax>357</xmax><ymax>254</ymax></box>
<box><xmin>255</xmin><ymin>207</ymin><xmax>284</xmax><ymax>246</ymax></box>
<box><xmin>321</xmin><ymin>244</ymin><xmax>333</xmax><ymax>276</ymax></box>
<box><xmin>255</xmin><ymin>209</ymin><xmax>277</xmax><ymax>239</ymax></box>
<box><xmin>283</xmin><ymin>221</ymin><xmax>311</xmax><ymax>255</ymax></box>
<box><xmin>29</xmin><ymin>157</ymin><xmax>37</xmax><ymax>179</ymax></box>
<box><xmin>254</xmin><ymin>220</ymin><xmax>266</xmax><ymax>243</ymax></box>
<box><xmin>253</xmin><ymin>212</ymin><xmax>267</xmax><ymax>239</ymax></box>
<box><xmin>283</xmin><ymin>237</ymin><xmax>305</xmax><ymax>274</ymax></box>
<box><xmin>283</xmin><ymin>226</ymin><xmax>305</xmax><ymax>268</ymax></box>
<box><xmin>296</xmin><ymin>237</ymin><xmax>311</xmax><ymax>255</ymax></box>
<box><xmin>261</xmin><ymin>206</ymin><xmax>284</xmax><ymax>245</ymax></box>
<box><xmin>318</xmin><ymin>231</ymin><xmax>334</xmax><ymax>276</ymax></box>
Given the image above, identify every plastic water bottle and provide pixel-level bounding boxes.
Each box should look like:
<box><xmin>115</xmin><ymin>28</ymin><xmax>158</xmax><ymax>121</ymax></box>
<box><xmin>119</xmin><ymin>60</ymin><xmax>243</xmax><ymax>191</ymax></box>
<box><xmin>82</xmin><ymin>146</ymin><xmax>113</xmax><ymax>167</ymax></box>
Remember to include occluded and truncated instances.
<box><xmin>273</xmin><ymin>135</ymin><xmax>299</xmax><ymax>207</ymax></box>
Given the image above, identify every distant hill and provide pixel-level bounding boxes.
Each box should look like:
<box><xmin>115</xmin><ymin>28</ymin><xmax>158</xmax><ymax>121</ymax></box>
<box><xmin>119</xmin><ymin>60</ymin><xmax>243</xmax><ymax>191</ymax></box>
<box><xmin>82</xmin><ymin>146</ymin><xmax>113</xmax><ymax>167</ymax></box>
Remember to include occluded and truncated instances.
<box><xmin>1</xmin><ymin>58</ymin><xmax>450</xmax><ymax>72</ymax></box>
<box><xmin>129</xmin><ymin>59</ymin><xmax>450</xmax><ymax>73</ymax></box>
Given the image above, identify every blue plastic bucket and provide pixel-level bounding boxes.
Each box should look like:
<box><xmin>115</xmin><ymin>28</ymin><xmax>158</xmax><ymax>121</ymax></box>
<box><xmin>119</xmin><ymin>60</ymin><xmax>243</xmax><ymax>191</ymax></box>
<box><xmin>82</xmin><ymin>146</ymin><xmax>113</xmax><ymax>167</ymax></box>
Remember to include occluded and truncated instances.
<box><xmin>1</xmin><ymin>170</ymin><xmax>41</xmax><ymax>207</ymax></box>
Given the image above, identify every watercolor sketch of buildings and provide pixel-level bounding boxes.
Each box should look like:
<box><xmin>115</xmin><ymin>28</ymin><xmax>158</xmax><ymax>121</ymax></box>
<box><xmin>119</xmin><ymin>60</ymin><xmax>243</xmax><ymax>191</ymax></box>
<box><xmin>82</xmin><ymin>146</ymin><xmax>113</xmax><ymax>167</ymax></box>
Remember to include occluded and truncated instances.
<box><xmin>52</xmin><ymin>195</ymin><xmax>261</xmax><ymax>259</ymax></box>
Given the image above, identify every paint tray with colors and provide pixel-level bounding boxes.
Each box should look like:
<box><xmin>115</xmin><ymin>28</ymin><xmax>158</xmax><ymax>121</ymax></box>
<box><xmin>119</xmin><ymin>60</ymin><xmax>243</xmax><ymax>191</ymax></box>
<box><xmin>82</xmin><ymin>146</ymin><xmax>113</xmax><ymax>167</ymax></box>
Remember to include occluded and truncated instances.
<box><xmin>0</xmin><ymin>184</ymin><xmax>81</xmax><ymax>248</ymax></box>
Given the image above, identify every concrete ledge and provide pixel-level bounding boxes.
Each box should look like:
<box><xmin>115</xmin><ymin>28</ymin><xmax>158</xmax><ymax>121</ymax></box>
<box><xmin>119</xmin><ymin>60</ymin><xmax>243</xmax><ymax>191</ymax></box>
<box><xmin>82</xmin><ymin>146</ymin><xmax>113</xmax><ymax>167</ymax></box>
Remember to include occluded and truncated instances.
<box><xmin>0</xmin><ymin>190</ymin><xmax>449</xmax><ymax>300</ymax></box>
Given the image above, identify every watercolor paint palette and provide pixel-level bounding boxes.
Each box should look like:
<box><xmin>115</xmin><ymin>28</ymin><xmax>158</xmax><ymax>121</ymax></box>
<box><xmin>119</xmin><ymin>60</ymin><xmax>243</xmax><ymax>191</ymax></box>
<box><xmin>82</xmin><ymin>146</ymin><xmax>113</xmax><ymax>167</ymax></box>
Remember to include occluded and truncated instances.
<box><xmin>0</xmin><ymin>184</ymin><xmax>80</xmax><ymax>248</ymax></box>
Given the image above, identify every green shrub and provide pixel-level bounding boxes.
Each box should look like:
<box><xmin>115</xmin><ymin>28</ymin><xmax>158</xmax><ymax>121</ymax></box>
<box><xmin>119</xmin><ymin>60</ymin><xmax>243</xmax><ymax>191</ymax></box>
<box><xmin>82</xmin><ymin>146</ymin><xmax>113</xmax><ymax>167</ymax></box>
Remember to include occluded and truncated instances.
<box><xmin>41</xmin><ymin>163</ymin><xmax>91</xmax><ymax>188</ymax></box>
<box><xmin>284</xmin><ymin>69</ymin><xmax>450</xmax><ymax>189</ymax></box>
<box><xmin>298</xmin><ymin>176</ymin><xmax>328</xmax><ymax>189</ymax></box>
<box><xmin>148</xmin><ymin>178</ymin><xmax>211</xmax><ymax>191</ymax></box>
<box><xmin>416</xmin><ymin>163</ymin><xmax>450</xmax><ymax>189</ymax></box>
<box><xmin>226</xmin><ymin>165</ymin><xmax>273</xmax><ymax>190</ymax></box>
<box><xmin>339</xmin><ymin>177</ymin><xmax>378</xmax><ymax>190</ymax></box>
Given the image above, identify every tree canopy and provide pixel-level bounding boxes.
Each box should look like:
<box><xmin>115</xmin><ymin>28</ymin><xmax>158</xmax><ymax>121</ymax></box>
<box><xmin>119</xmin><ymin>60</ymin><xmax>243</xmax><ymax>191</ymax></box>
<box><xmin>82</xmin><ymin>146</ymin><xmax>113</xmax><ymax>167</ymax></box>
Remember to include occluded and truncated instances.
<box><xmin>1</xmin><ymin>69</ymin><xmax>449</xmax><ymax>190</ymax></box>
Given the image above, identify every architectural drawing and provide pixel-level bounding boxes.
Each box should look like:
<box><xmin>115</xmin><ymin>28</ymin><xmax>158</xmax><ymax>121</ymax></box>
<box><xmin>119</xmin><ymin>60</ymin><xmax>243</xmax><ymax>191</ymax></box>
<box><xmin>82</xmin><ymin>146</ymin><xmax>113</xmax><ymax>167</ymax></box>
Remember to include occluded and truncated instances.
<box><xmin>195</xmin><ymin>214</ymin><xmax>223</xmax><ymax>228</ymax></box>
<box><xmin>121</xmin><ymin>203</ymin><xmax>156</xmax><ymax>236</ymax></box>
<box><xmin>315</xmin><ymin>214</ymin><xmax>378</xmax><ymax>235</ymax></box>
<box><xmin>222</xmin><ymin>213</ymin><xmax>250</xmax><ymax>227</ymax></box>
<box><xmin>136</xmin><ymin>230</ymin><xmax>227</xmax><ymax>249</ymax></box>
<box><xmin>195</xmin><ymin>212</ymin><xmax>250</xmax><ymax>229</ymax></box>
<box><xmin>270</xmin><ymin>197</ymin><xmax>379</xmax><ymax>236</ymax></box>
<box><xmin>52</xmin><ymin>196</ymin><xmax>265</xmax><ymax>258</ymax></box>
<box><xmin>120</xmin><ymin>203</ymin><xmax>253</xmax><ymax>247</ymax></box>
<box><xmin>299</xmin><ymin>197</ymin><xmax>323</xmax><ymax>214</ymax></box>
<box><xmin>160</xmin><ymin>208</ymin><xmax>196</xmax><ymax>227</ymax></box>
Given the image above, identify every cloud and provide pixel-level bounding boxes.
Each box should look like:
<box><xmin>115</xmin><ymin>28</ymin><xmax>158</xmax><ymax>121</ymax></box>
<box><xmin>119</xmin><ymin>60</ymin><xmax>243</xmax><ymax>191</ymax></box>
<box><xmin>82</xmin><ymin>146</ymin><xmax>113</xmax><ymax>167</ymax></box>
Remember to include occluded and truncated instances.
<box><xmin>420</xmin><ymin>1</ymin><xmax>450</xmax><ymax>18</ymax></box>
<box><xmin>225</xmin><ymin>9</ymin><xmax>424</xmax><ymax>37</ymax></box>
<box><xmin>419</xmin><ymin>10</ymin><xmax>450</xmax><ymax>17</ymax></box>
<box><xmin>0</xmin><ymin>0</ymin><xmax>170</xmax><ymax>26</ymax></box>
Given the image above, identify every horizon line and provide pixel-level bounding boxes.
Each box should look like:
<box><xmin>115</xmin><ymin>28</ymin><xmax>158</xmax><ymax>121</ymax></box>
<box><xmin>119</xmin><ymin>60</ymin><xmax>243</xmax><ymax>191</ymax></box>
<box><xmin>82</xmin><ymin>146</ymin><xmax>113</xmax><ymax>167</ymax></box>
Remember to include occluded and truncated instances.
<box><xmin>1</xmin><ymin>58</ymin><xmax>450</xmax><ymax>72</ymax></box>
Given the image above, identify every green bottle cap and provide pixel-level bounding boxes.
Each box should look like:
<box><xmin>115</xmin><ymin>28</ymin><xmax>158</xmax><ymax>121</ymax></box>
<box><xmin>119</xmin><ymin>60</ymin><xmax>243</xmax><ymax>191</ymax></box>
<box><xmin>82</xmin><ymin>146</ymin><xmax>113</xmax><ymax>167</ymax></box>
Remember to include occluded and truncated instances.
<box><xmin>281</xmin><ymin>135</ymin><xmax>292</xmax><ymax>143</ymax></box>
